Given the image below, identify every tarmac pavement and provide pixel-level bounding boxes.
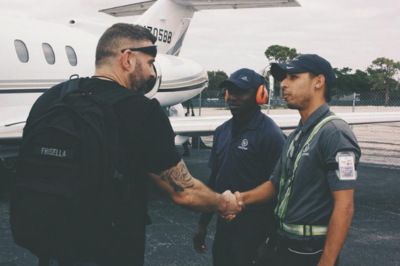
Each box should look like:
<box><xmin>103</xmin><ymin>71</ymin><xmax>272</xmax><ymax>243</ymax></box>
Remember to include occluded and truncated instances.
<box><xmin>0</xmin><ymin>147</ymin><xmax>399</xmax><ymax>266</ymax></box>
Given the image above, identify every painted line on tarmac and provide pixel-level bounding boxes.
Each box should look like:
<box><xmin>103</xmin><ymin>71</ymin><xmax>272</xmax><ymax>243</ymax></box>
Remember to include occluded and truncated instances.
<box><xmin>357</xmin><ymin>204</ymin><xmax>400</xmax><ymax>216</ymax></box>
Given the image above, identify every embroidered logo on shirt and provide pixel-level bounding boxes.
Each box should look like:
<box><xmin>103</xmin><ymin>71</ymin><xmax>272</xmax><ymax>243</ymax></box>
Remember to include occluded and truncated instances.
<box><xmin>238</xmin><ymin>139</ymin><xmax>248</xmax><ymax>150</ymax></box>
<box><xmin>302</xmin><ymin>143</ymin><xmax>310</xmax><ymax>156</ymax></box>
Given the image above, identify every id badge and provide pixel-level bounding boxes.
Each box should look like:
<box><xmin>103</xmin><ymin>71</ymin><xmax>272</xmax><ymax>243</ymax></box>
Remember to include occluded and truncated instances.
<box><xmin>335</xmin><ymin>152</ymin><xmax>357</xmax><ymax>181</ymax></box>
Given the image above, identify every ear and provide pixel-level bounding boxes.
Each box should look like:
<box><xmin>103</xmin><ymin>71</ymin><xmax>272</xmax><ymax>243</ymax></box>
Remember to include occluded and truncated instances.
<box><xmin>315</xmin><ymin>75</ymin><xmax>326</xmax><ymax>91</ymax></box>
<box><xmin>120</xmin><ymin>50</ymin><xmax>137</xmax><ymax>72</ymax></box>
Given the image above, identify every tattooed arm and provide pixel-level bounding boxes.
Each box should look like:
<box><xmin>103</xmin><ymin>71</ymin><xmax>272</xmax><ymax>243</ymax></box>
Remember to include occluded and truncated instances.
<box><xmin>148</xmin><ymin>160</ymin><xmax>241</xmax><ymax>215</ymax></box>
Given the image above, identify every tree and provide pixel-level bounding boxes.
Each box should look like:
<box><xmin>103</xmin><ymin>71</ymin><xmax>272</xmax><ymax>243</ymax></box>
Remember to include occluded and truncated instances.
<box><xmin>264</xmin><ymin>45</ymin><xmax>299</xmax><ymax>64</ymax></box>
<box><xmin>333</xmin><ymin>67</ymin><xmax>354</xmax><ymax>96</ymax></box>
<box><xmin>204</xmin><ymin>70</ymin><xmax>228</xmax><ymax>99</ymax></box>
<box><xmin>333</xmin><ymin>68</ymin><xmax>372</xmax><ymax>93</ymax></box>
<box><xmin>264</xmin><ymin>45</ymin><xmax>300</xmax><ymax>105</ymax></box>
<box><xmin>353</xmin><ymin>70</ymin><xmax>373</xmax><ymax>94</ymax></box>
<box><xmin>367</xmin><ymin>57</ymin><xmax>400</xmax><ymax>106</ymax></box>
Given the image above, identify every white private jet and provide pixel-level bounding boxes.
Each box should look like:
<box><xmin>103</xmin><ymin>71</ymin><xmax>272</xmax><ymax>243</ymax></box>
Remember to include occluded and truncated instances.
<box><xmin>1</xmin><ymin>0</ymin><xmax>400</xmax><ymax>163</ymax></box>
<box><xmin>0</xmin><ymin>0</ymin><xmax>302</xmax><ymax>159</ymax></box>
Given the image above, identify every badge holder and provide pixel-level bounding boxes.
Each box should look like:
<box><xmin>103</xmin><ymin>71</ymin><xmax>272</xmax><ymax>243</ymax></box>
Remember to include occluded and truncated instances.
<box><xmin>335</xmin><ymin>152</ymin><xmax>357</xmax><ymax>181</ymax></box>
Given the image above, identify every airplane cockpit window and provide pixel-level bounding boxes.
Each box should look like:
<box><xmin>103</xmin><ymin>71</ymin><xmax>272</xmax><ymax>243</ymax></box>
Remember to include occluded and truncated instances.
<box><xmin>42</xmin><ymin>43</ymin><xmax>55</xmax><ymax>65</ymax></box>
<box><xmin>14</xmin><ymin>40</ymin><xmax>29</xmax><ymax>63</ymax></box>
<box><xmin>65</xmin><ymin>46</ymin><xmax>77</xmax><ymax>66</ymax></box>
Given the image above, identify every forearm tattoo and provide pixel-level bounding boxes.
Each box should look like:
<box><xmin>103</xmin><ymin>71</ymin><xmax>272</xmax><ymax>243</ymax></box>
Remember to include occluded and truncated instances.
<box><xmin>161</xmin><ymin>160</ymin><xmax>194</xmax><ymax>192</ymax></box>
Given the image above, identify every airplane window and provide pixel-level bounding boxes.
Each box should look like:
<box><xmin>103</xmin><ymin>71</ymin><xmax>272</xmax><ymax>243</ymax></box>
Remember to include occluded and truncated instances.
<box><xmin>65</xmin><ymin>46</ymin><xmax>77</xmax><ymax>66</ymax></box>
<box><xmin>42</xmin><ymin>43</ymin><xmax>55</xmax><ymax>65</ymax></box>
<box><xmin>14</xmin><ymin>40</ymin><xmax>29</xmax><ymax>63</ymax></box>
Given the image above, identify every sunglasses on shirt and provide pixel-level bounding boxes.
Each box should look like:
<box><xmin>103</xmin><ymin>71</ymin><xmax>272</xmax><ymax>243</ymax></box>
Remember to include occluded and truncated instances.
<box><xmin>121</xmin><ymin>45</ymin><xmax>157</xmax><ymax>57</ymax></box>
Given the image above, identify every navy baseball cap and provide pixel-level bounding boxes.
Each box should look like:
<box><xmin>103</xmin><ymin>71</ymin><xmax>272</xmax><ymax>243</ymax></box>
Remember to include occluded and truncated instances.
<box><xmin>219</xmin><ymin>68</ymin><xmax>263</xmax><ymax>90</ymax></box>
<box><xmin>271</xmin><ymin>54</ymin><xmax>336</xmax><ymax>88</ymax></box>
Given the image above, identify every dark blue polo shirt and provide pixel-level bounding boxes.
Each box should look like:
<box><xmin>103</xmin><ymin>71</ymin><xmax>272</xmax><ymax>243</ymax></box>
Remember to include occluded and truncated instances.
<box><xmin>209</xmin><ymin>107</ymin><xmax>286</xmax><ymax>211</ymax></box>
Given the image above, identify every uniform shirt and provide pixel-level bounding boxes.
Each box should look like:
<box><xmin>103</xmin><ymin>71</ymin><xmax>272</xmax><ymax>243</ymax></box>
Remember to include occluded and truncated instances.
<box><xmin>209</xmin><ymin>106</ymin><xmax>286</xmax><ymax>211</ymax></box>
<box><xmin>25</xmin><ymin>78</ymin><xmax>181</xmax><ymax>233</ymax></box>
<box><xmin>270</xmin><ymin>104</ymin><xmax>361</xmax><ymax>240</ymax></box>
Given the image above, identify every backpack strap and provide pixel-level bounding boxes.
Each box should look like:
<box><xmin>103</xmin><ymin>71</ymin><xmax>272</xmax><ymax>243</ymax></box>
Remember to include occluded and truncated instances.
<box><xmin>61</xmin><ymin>78</ymin><xmax>81</xmax><ymax>97</ymax></box>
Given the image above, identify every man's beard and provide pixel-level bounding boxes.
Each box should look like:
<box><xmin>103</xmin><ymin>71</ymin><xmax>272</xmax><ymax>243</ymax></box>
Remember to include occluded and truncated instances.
<box><xmin>129</xmin><ymin>63</ymin><xmax>156</xmax><ymax>94</ymax></box>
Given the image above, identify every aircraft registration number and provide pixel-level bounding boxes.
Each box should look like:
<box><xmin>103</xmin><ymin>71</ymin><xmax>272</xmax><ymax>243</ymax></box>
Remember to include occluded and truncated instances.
<box><xmin>144</xmin><ymin>26</ymin><xmax>173</xmax><ymax>44</ymax></box>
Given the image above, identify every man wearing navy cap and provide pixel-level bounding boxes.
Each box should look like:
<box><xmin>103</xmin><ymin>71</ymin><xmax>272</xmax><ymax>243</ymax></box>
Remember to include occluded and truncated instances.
<box><xmin>192</xmin><ymin>68</ymin><xmax>286</xmax><ymax>265</ymax></box>
<box><xmin>234</xmin><ymin>55</ymin><xmax>361</xmax><ymax>266</ymax></box>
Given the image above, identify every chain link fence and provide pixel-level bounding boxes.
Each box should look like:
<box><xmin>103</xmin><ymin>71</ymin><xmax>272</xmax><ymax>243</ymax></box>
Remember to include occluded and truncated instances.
<box><xmin>185</xmin><ymin>90</ymin><xmax>400</xmax><ymax>168</ymax></box>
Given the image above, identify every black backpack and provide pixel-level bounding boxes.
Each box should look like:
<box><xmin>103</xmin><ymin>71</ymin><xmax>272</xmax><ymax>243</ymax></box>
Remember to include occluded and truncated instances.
<box><xmin>10</xmin><ymin>78</ymin><xmax>138</xmax><ymax>262</ymax></box>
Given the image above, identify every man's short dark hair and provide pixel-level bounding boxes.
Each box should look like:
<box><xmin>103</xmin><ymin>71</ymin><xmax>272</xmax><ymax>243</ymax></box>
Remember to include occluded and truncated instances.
<box><xmin>309</xmin><ymin>72</ymin><xmax>331</xmax><ymax>102</ymax></box>
<box><xmin>95</xmin><ymin>23</ymin><xmax>157</xmax><ymax>67</ymax></box>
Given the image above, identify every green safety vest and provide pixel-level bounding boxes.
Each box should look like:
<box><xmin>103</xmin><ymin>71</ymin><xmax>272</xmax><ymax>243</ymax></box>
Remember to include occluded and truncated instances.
<box><xmin>274</xmin><ymin>115</ymin><xmax>343</xmax><ymax>236</ymax></box>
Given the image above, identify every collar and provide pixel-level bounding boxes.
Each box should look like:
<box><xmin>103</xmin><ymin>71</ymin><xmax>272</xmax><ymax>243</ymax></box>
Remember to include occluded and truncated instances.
<box><xmin>298</xmin><ymin>103</ymin><xmax>330</xmax><ymax>133</ymax></box>
<box><xmin>230</xmin><ymin>106</ymin><xmax>264</xmax><ymax>131</ymax></box>
<box><xmin>233</xmin><ymin>106</ymin><xmax>263</xmax><ymax>131</ymax></box>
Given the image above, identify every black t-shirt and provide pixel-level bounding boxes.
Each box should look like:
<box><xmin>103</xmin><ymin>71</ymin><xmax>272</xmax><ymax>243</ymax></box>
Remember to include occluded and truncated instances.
<box><xmin>25</xmin><ymin>78</ymin><xmax>181</xmax><ymax>260</ymax></box>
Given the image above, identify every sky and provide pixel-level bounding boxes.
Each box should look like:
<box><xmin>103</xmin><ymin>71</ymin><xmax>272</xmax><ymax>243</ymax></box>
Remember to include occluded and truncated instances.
<box><xmin>1</xmin><ymin>0</ymin><xmax>399</xmax><ymax>75</ymax></box>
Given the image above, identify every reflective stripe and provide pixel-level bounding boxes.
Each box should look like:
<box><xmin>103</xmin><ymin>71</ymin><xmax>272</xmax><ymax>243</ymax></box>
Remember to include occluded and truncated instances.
<box><xmin>288</xmin><ymin>248</ymin><xmax>324</xmax><ymax>255</ymax></box>
<box><xmin>282</xmin><ymin>223</ymin><xmax>303</xmax><ymax>234</ymax></box>
<box><xmin>275</xmin><ymin>115</ymin><xmax>343</xmax><ymax>221</ymax></box>
<box><xmin>282</xmin><ymin>222</ymin><xmax>328</xmax><ymax>236</ymax></box>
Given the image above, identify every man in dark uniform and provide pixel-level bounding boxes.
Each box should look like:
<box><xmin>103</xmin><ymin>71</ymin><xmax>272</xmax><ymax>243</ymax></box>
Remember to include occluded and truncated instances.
<box><xmin>193</xmin><ymin>69</ymin><xmax>286</xmax><ymax>266</ymax></box>
<box><xmin>234</xmin><ymin>55</ymin><xmax>361</xmax><ymax>266</ymax></box>
<box><xmin>24</xmin><ymin>23</ymin><xmax>241</xmax><ymax>266</ymax></box>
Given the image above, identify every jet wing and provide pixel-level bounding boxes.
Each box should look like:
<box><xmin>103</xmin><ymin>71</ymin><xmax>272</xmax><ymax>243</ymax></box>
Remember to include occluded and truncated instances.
<box><xmin>99</xmin><ymin>1</ymin><xmax>157</xmax><ymax>17</ymax></box>
<box><xmin>170</xmin><ymin>114</ymin><xmax>300</xmax><ymax>136</ymax></box>
<box><xmin>172</xmin><ymin>0</ymin><xmax>301</xmax><ymax>11</ymax></box>
<box><xmin>170</xmin><ymin>112</ymin><xmax>400</xmax><ymax>135</ymax></box>
<box><xmin>0</xmin><ymin>123</ymin><xmax>24</xmax><ymax>145</ymax></box>
<box><xmin>2</xmin><ymin>112</ymin><xmax>400</xmax><ymax>158</ymax></box>
<box><xmin>100</xmin><ymin>0</ymin><xmax>300</xmax><ymax>17</ymax></box>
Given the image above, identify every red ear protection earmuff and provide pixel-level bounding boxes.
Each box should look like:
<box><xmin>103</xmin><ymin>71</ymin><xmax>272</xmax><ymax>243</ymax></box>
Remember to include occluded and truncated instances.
<box><xmin>224</xmin><ymin>81</ymin><xmax>268</xmax><ymax>104</ymax></box>
<box><xmin>256</xmin><ymin>81</ymin><xmax>268</xmax><ymax>105</ymax></box>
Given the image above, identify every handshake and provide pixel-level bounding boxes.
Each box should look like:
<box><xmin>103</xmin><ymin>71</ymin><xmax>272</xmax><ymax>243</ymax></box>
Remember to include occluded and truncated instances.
<box><xmin>193</xmin><ymin>190</ymin><xmax>245</xmax><ymax>255</ymax></box>
<box><xmin>219</xmin><ymin>190</ymin><xmax>244</xmax><ymax>221</ymax></box>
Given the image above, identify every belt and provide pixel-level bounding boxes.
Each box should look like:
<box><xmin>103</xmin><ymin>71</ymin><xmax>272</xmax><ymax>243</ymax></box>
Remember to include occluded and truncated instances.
<box><xmin>281</xmin><ymin>222</ymin><xmax>328</xmax><ymax>236</ymax></box>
